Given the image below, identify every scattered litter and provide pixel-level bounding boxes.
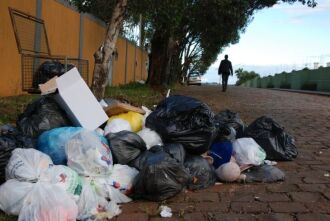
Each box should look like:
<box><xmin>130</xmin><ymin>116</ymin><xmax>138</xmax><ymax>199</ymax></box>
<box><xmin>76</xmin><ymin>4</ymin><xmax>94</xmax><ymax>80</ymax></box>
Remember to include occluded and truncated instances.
<box><xmin>264</xmin><ymin>160</ymin><xmax>277</xmax><ymax>166</ymax></box>
<box><xmin>160</xmin><ymin>205</ymin><xmax>172</xmax><ymax>218</ymax></box>
<box><xmin>324</xmin><ymin>173</ymin><xmax>329</xmax><ymax>177</ymax></box>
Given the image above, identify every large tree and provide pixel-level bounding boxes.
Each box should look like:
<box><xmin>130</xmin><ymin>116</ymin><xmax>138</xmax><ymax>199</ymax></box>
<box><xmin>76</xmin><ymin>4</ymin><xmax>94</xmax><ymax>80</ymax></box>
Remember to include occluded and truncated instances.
<box><xmin>73</xmin><ymin>0</ymin><xmax>317</xmax><ymax>97</ymax></box>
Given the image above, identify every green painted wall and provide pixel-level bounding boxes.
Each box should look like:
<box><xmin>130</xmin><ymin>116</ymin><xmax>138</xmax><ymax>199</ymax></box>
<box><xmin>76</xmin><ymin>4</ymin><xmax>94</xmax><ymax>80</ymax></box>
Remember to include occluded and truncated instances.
<box><xmin>243</xmin><ymin>67</ymin><xmax>330</xmax><ymax>92</ymax></box>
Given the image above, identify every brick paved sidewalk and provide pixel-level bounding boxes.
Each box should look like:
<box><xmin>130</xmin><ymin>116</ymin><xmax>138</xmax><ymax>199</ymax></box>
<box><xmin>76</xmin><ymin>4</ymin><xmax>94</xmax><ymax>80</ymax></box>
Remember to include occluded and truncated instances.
<box><xmin>114</xmin><ymin>86</ymin><xmax>330</xmax><ymax>221</ymax></box>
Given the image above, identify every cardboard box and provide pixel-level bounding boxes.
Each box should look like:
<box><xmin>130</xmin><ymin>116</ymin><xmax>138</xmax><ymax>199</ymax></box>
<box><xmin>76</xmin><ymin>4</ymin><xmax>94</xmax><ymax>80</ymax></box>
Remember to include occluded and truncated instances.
<box><xmin>40</xmin><ymin>67</ymin><xmax>108</xmax><ymax>130</ymax></box>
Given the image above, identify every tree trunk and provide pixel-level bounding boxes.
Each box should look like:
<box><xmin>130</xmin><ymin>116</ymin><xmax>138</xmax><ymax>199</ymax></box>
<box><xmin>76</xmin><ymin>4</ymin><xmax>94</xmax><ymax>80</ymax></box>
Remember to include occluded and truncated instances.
<box><xmin>148</xmin><ymin>29</ymin><xmax>170</xmax><ymax>86</ymax></box>
<box><xmin>91</xmin><ymin>0</ymin><xmax>127</xmax><ymax>100</ymax></box>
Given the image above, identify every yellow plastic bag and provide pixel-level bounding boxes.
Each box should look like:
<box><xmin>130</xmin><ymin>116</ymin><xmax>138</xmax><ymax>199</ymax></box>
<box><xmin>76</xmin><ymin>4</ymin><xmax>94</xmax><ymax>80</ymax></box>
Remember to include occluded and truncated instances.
<box><xmin>108</xmin><ymin>112</ymin><xmax>143</xmax><ymax>132</ymax></box>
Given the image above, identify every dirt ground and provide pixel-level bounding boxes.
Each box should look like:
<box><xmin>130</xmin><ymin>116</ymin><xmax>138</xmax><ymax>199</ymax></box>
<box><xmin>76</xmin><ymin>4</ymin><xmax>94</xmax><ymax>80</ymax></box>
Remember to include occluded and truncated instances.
<box><xmin>115</xmin><ymin>85</ymin><xmax>330</xmax><ymax>221</ymax></box>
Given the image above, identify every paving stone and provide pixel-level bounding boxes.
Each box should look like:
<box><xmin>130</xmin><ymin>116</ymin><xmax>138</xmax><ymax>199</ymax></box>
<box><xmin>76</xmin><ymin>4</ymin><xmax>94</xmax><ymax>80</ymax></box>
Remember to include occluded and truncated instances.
<box><xmin>322</xmin><ymin>192</ymin><xmax>330</xmax><ymax>200</ymax></box>
<box><xmin>256</xmin><ymin>213</ymin><xmax>294</xmax><ymax>221</ymax></box>
<box><xmin>270</xmin><ymin>202</ymin><xmax>308</xmax><ymax>213</ymax></box>
<box><xmin>303</xmin><ymin>176</ymin><xmax>330</xmax><ymax>184</ymax></box>
<box><xmin>116</xmin><ymin>213</ymin><xmax>149</xmax><ymax>221</ymax></box>
<box><xmin>231</xmin><ymin>202</ymin><xmax>269</xmax><ymax>213</ymax></box>
<box><xmin>195</xmin><ymin>202</ymin><xmax>229</xmax><ymax>212</ymax></box>
<box><xmin>150</xmin><ymin>217</ymin><xmax>181</xmax><ymax>221</ymax></box>
<box><xmin>187</xmin><ymin>192</ymin><xmax>219</xmax><ymax>202</ymax></box>
<box><xmin>167</xmin><ymin>202</ymin><xmax>195</xmax><ymax>213</ymax></box>
<box><xmin>289</xmin><ymin>192</ymin><xmax>324</xmax><ymax>203</ymax></box>
<box><xmin>213</xmin><ymin>213</ymin><xmax>256</xmax><ymax>221</ymax></box>
<box><xmin>267</xmin><ymin>184</ymin><xmax>299</xmax><ymax>193</ymax></box>
<box><xmin>305</xmin><ymin>202</ymin><xmax>330</xmax><ymax>213</ymax></box>
<box><xmin>183</xmin><ymin>212</ymin><xmax>207</xmax><ymax>221</ymax></box>
<box><xmin>297</xmin><ymin>184</ymin><xmax>328</xmax><ymax>192</ymax></box>
<box><xmin>296</xmin><ymin>213</ymin><xmax>330</xmax><ymax>221</ymax></box>
<box><xmin>121</xmin><ymin>201</ymin><xmax>159</xmax><ymax>214</ymax></box>
<box><xmin>254</xmin><ymin>193</ymin><xmax>291</xmax><ymax>202</ymax></box>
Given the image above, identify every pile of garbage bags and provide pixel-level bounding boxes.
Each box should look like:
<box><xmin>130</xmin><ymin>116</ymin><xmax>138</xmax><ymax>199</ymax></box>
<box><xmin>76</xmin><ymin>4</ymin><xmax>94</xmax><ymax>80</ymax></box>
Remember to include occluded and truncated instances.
<box><xmin>0</xmin><ymin>94</ymin><xmax>298</xmax><ymax>220</ymax></box>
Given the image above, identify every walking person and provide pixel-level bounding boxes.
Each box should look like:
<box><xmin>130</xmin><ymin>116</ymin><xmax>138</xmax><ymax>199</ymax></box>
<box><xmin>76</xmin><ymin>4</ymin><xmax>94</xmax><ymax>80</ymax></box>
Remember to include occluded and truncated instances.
<box><xmin>218</xmin><ymin>55</ymin><xmax>233</xmax><ymax>92</ymax></box>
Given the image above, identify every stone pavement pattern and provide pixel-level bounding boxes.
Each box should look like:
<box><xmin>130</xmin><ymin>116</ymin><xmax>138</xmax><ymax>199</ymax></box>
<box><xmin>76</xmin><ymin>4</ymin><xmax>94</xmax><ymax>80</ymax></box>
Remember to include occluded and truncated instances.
<box><xmin>114</xmin><ymin>86</ymin><xmax>330</xmax><ymax>221</ymax></box>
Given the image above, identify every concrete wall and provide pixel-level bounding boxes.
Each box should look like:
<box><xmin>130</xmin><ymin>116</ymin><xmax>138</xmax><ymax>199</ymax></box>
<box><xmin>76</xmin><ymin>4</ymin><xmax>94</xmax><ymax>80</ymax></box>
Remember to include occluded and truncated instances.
<box><xmin>242</xmin><ymin>67</ymin><xmax>330</xmax><ymax>92</ymax></box>
<box><xmin>0</xmin><ymin>0</ymin><xmax>148</xmax><ymax>96</ymax></box>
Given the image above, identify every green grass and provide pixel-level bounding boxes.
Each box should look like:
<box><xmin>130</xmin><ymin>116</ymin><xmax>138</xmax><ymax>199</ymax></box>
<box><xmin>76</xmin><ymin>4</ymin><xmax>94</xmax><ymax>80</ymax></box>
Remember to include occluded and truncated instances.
<box><xmin>0</xmin><ymin>94</ymin><xmax>39</xmax><ymax>125</ymax></box>
<box><xmin>105</xmin><ymin>82</ymin><xmax>167</xmax><ymax>108</ymax></box>
<box><xmin>0</xmin><ymin>83</ymin><xmax>168</xmax><ymax>126</ymax></box>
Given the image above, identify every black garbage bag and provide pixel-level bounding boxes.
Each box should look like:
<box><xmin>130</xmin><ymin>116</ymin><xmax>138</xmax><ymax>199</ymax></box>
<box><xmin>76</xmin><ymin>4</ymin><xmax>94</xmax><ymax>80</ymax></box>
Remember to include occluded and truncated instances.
<box><xmin>32</xmin><ymin>61</ymin><xmax>75</xmax><ymax>88</ymax></box>
<box><xmin>16</xmin><ymin>95</ymin><xmax>72</xmax><ymax>138</ymax></box>
<box><xmin>0</xmin><ymin>125</ymin><xmax>35</xmax><ymax>184</ymax></box>
<box><xmin>106</xmin><ymin>130</ymin><xmax>147</xmax><ymax>164</ymax></box>
<box><xmin>163</xmin><ymin>143</ymin><xmax>186</xmax><ymax>164</ymax></box>
<box><xmin>215</xmin><ymin>110</ymin><xmax>246</xmax><ymax>138</ymax></box>
<box><xmin>184</xmin><ymin>155</ymin><xmax>217</xmax><ymax>190</ymax></box>
<box><xmin>214</xmin><ymin>125</ymin><xmax>236</xmax><ymax>142</ymax></box>
<box><xmin>146</xmin><ymin>95</ymin><xmax>216</xmax><ymax>155</ymax></box>
<box><xmin>242</xmin><ymin>164</ymin><xmax>285</xmax><ymax>183</ymax></box>
<box><xmin>244</xmin><ymin>116</ymin><xmax>297</xmax><ymax>161</ymax></box>
<box><xmin>130</xmin><ymin>144</ymin><xmax>186</xmax><ymax>171</ymax></box>
<box><xmin>133</xmin><ymin>146</ymin><xmax>190</xmax><ymax>201</ymax></box>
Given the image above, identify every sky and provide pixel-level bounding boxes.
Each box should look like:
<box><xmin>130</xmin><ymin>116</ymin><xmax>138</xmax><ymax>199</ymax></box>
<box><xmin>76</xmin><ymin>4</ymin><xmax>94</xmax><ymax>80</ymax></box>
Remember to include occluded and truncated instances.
<box><xmin>202</xmin><ymin>0</ymin><xmax>330</xmax><ymax>84</ymax></box>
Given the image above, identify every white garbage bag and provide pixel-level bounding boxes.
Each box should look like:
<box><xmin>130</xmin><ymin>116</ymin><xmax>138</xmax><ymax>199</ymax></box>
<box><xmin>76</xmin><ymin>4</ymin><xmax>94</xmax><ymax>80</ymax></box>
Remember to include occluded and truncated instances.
<box><xmin>137</xmin><ymin>128</ymin><xmax>163</xmax><ymax>149</ymax></box>
<box><xmin>18</xmin><ymin>182</ymin><xmax>78</xmax><ymax>221</ymax></box>
<box><xmin>0</xmin><ymin>179</ymin><xmax>34</xmax><ymax>215</ymax></box>
<box><xmin>94</xmin><ymin>178</ymin><xmax>132</xmax><ymax>204</ymax></box>
<box><xmin>104</xmin><ymin>119</ymin><xmax>132</xmax><ymax>135</ymax></box>
<box><xmin>6</xmin><ymin>148</ymin><xmax>53</xmax><ymax>182</ymax></box>
<box><xmin>66</xmin><ymin>130</ymin><xmax>113</xmax><ymax>176</ymax></box>
<box><xmin>42</xmin><ymin>165</ymin><xmax>83</xmax><ymax>198</ymax></box>
<box><xmin>77</xmin><ymin>178</ymin><xmax>121</xmax><ymax>221</ymax></box>
<box><xmin>108</xmin><ymin>164</ymin><xmax>139</xmax><ymax>195</ymax></box>
<box><xmin>233</xmin><ymin>138</ymin><xmax>266</xmax><ymax>166</ymax></box>
<box><xmin>141</xmin><ymin>106</ymin><xmax>152</xmax><ymax>127</ymax></box>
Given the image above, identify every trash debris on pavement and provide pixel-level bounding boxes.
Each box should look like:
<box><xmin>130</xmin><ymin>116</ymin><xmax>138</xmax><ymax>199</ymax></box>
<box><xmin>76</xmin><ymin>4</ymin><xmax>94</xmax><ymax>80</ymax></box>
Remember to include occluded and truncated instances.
<box><xmin>77</xmin><ymin>178</ymin><xmax>122</xmax><ymax>221</ymax></box>
<box><xmin>215</xmin><ymin>110</ymin><xmax>246</xmax><ymax>138</ymax></box>
<box><xmin>215</xmin><ymin>125</ymin><xmax>236</xmax><ymax>142</ymax></box>
<box><xmin>33</xmin><ymin>61</ymin><xmax>75</xmax><ymax>88</ymax></box>
<box><xmin>108</xmin><ymin>164</ymin><xmax>139</xmax><ymax>195</ymax></box>
<box><xmin>16</xmin><ymin>95</ymin><xmax>73</xmax><ymax>138</ymax></box>
<box><xmin>146</xmin><ymin>95</ymin><xmax>216</xmax><ymax>155</ymax></box>
<box><xmin>6</xmin><ymin>148</ymin><xmax>53</xmax><ymax>182</ymax></box>
<box><xmin>0</xmin><ymin>90</ymin><xmax>299</xmax><ymax>219</ymax></box>
<box><xmin>18</xmin><ymin>182</ymin><xmax>78</xmax><ymax>221</ymax></box>
<box><xmin>244</xmin><ymin>116</ymin><xmax>298</xmax><ymax>161</ymax></box>
<box><xmin>233</xmin><ymin>138</ymin><xmax>266</xmax><ymax>167</ymax></box>
<box><xmin>37</xmin><ymin>127</ymin><xmax>108</xmax><ymax>165</ymax></box>
<box><xmin>137</xmin><ymin>128</ymin><xmax>163</xmax><ymax>149</ymax></box>
<box><xmin>0</xmin><ymin>125</ymin><xmax>35</xmax><ymax>184</ymax></box>
<box><xmin>0</xmin><ymin>179</ymin><xmax>33</xmax><ymax>215</ymax></box>
<box><xmin>209</xmin><ymin>141</ymin><xmax>233</xmax><ymax>169</ymax></box>
<box><xmin>104</xmin><ymin>119</ymin><xmax>132</xmax><ymax>135</ymax></box>
<box><xmin>104</xmin><ymin>101</ymin><xmax>146</xmax><ymax>117</ymax></box>
<box><xmin>66</xmin><ymin>130</ymin><xmax>113</xmax><ymax>176</ymax></box>
<box><xmin>39</xmin><ymin>68</ymin><xmax>108</xmax><ymax>130</ymax></box>
<box><xmin>215</xmin><ymin>161</ymin><xmax>241</xmax><ymax>182</ymax></box>
<box><xmin>160</xmin><ymin>205</ymin><xmax>172</xmax><ymax>218</ymax></box>
<box><xmin>241</xmin><ymin>164</ymin><xmax>285</xmax><ymax>183</ymax></box>
<box><xmin>108</xmin><ymin>111</ymin><xmax>144</xmax><ymax>132</ymax></box>
<box><xmin>184</xmin><ymin>155</ymin><xmax>217</xmax><ymax>190</ymax></box>
<box><xmin>133</xmin><ymin>145</ymin><xmax>190</xmax><ymax>201</ymax></box>
<box><xmin>106</xmin><ymin>130</ymin><xmax>146</xmax><ymax>165</ymax></box>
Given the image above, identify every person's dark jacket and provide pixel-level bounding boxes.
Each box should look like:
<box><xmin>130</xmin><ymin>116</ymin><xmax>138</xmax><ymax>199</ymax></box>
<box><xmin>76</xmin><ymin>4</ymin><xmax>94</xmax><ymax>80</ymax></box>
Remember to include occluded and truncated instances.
<box><xmin>218</xmin><ymin>59</ymin><xmax>233</xmax><ymax>75</ymax></box>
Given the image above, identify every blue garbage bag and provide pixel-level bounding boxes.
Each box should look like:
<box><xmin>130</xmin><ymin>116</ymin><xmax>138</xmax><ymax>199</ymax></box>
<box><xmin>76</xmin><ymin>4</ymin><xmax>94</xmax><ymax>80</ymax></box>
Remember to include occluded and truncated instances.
<box><xmin>37</xmin><ymin>127</ymin><xmax>109</xmax><ymax>165</ymax></box>
<box><xmin>208</xmin><ymin>141</ymin><xmax>233</xmax><ymax>169</ymax></box>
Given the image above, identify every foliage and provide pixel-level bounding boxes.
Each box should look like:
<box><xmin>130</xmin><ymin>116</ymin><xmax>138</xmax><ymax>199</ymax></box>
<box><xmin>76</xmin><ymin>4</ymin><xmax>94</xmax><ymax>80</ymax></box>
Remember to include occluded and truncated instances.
<box><xmin>235</xmin><ymin>68</ymin><xmax>260</xmax><ymax>86</ymax></box>
<box><xmin>71</xmin><ymin>0</ymin><xmax>317</xmax><ymax>86</ymax></box>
